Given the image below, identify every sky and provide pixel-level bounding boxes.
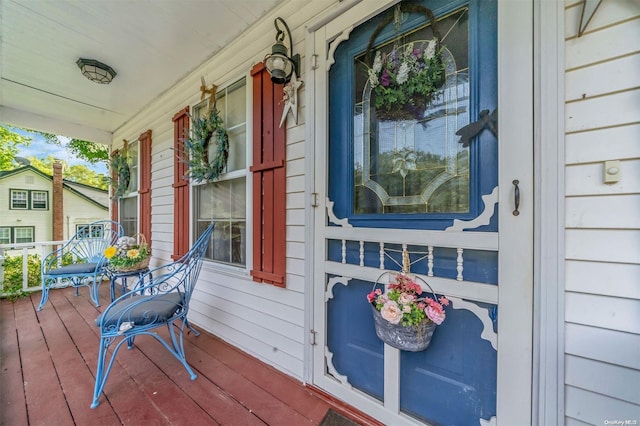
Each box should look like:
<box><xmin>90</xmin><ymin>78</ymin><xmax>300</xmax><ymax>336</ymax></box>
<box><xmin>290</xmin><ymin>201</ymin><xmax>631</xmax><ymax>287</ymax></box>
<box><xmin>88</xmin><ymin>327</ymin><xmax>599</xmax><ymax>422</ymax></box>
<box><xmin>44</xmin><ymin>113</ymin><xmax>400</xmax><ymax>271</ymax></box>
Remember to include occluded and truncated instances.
<box><xmin>14</xmin><ymin>129</ymin><xmax>109</xmax><ymax>174</ymax></box>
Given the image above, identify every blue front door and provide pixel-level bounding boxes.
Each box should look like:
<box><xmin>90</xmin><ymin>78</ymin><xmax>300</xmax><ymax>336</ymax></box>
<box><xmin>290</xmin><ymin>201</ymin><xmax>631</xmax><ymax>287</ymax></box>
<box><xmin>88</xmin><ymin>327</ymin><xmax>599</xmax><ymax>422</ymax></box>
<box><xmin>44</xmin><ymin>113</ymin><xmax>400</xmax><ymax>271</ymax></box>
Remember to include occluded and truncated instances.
<box><xmin>313</xmin><ymin>1</ymin><xmax>509</xmax><ymax>424</ymax></box>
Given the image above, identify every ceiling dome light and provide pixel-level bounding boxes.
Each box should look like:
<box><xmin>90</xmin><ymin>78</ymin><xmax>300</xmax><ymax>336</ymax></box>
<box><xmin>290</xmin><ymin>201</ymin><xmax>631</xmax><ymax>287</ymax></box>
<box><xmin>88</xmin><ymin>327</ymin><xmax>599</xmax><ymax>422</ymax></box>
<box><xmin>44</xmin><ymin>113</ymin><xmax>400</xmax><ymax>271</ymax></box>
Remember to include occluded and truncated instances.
<box><xmin>76</xmin><ymin>58</ymin><xmax>117</xmax><ymax>84</ymax></box>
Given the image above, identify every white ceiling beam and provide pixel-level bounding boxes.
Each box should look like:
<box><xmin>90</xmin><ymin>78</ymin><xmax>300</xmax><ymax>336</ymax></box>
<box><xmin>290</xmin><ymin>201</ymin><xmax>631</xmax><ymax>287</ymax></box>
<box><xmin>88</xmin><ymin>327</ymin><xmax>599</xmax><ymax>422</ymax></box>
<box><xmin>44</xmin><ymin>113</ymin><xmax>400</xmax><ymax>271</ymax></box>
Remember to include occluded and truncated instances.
<box><xmin>0</xmin><ymin>106</ymin><xmax>112</xmax><ymax>145</ymax></box>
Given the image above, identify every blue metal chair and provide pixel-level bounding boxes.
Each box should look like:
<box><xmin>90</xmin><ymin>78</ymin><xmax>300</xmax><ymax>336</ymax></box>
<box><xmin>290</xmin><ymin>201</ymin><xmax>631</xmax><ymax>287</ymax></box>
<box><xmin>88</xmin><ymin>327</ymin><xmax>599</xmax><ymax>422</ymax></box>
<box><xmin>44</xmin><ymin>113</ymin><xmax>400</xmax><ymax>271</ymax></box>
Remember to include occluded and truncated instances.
<box><xmin>38</xmin><ymin>220</ymin><xmax>124</xmax><ymax>311</ymax></box>
<box><xmin>91</xmin><ymin>223</ymin><xmax>214</xmax><ymax>408</ymax></box>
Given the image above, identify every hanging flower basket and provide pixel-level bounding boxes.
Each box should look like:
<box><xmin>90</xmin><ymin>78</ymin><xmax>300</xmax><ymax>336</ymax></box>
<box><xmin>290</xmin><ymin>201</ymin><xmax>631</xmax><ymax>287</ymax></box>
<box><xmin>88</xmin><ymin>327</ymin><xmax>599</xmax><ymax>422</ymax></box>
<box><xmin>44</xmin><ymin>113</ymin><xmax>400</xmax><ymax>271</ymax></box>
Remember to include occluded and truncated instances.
<box><xmin>367</xmin><ymin>269</ymin><xmax>448</xmax><ymax>352</ymax></box>
<box><xmin>364</xmin><ymin>4</ymin><xmax>446</xmax><ymax>122</ymax></box>
<box><xmin>371</xmin><ymin>304</ymin><xmax>437</xmax><ymax>351</ymax></box>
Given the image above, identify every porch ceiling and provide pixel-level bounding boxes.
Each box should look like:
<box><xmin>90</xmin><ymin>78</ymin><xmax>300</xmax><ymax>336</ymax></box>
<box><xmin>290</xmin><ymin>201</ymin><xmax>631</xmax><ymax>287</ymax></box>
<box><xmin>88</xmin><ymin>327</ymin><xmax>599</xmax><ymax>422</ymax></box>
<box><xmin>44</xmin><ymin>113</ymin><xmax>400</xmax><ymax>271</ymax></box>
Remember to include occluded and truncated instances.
<box><xmin>0</xmin><ymin>0</ymin><xmax>282</xmax><ymax>144</ymax></box>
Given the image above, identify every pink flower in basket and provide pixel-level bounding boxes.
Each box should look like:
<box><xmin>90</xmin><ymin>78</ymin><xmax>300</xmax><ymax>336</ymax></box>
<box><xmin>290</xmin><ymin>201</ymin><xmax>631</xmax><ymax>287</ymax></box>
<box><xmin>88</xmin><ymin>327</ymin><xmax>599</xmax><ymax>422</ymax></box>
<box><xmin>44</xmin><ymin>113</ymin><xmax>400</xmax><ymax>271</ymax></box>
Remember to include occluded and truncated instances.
<box><xmin>367</xmin><ymin>272</ymin><xmax>448</xmax><ymax>327</ymax></box>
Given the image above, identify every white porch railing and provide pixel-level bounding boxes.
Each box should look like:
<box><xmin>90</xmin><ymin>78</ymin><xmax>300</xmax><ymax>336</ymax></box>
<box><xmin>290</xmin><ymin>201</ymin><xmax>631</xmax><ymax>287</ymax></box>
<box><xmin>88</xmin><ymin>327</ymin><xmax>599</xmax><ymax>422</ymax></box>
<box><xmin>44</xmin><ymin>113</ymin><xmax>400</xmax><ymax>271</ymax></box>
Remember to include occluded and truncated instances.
<box><xmin>0</xmin><ymin>240</ymin><xmax>66</xmax><ymax>296</ymax></box>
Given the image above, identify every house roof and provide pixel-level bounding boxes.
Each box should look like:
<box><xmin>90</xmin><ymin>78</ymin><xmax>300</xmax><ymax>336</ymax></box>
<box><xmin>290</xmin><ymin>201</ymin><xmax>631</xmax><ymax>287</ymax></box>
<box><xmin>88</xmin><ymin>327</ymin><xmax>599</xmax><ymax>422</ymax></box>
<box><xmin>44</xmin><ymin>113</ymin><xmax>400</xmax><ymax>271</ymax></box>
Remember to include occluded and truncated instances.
<box><xmin>0</xmin><ymin>165</ymin><xmax>109</xmax><ymax>210</ymax></box>
<box><xmin>0</xmin><ymin>0</ymin><xmax>283</xmax><ymax>144</ymax></box>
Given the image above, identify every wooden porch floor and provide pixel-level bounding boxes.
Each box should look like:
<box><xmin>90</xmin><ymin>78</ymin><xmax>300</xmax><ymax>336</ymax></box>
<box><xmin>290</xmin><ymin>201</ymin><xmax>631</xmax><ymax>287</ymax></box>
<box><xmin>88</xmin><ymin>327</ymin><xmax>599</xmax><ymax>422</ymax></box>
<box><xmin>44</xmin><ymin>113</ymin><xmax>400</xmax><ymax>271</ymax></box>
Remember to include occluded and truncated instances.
<box><xmin>1</xmin><ymin>284</ymin><xmax>378</xmax><ymax>426</ymax></box>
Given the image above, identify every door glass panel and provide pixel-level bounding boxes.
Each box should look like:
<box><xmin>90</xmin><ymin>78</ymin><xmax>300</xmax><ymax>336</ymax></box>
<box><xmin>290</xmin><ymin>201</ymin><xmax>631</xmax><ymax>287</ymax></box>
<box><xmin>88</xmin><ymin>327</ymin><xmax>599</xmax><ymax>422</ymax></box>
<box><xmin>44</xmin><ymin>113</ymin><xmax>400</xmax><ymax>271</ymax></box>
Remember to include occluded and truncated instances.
<box><xmin>354</xmin><ymin>8</ymin><xmax>469</xmax><ymax>214</ymax></box>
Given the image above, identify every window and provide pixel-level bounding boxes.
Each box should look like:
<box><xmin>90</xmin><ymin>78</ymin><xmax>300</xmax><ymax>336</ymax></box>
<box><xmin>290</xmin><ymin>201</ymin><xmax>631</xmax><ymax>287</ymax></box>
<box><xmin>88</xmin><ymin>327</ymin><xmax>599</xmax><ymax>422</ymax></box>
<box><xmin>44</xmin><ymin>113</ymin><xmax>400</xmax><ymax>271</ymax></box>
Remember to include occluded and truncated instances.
<box><xmin>119</xmin><ymin>140</ymin><xmax>139</xmax><ymax>236</ymax></box>
<box><xmin>0</xmin><ymin>228</ymin><xmax>10</xmax><ymax>245</ymax></box>
<box><xmin>76</xmin><ymin>223</ymin><xmax>105</xmax><ymax>239</ymax></box>
<box><xmin>193</xmin><ymin>79</ymin><xmax>247</xmax><ymax>266</ymax></box>
<box><xmin>10</xmin><ymin>189</ymin><xmax>49</xmax><ymax>210</ymax></box>
<box><xmin>0</xmin><ymin>226</ymin><xmax>35</xmax><ymax>245</ymax></box>
<box><xmin>32</xmin><ymin>191</ymin><xmax>48</xmax><ymax>210</ymax></box>
<box><xmin>10</xmin><ymin>190</ymin><xmax>28</xmax><ymax>209</ymax></box>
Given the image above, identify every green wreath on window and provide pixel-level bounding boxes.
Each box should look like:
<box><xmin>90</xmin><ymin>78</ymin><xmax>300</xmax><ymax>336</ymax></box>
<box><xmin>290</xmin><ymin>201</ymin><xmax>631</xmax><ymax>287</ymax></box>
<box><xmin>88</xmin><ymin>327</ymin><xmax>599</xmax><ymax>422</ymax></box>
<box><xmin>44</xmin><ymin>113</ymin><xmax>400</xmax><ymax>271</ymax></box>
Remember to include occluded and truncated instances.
<box><xmin>110</xmin><ymin>144</ymin><xmax>130</xmax><ymax>199</ymax></box>
<box><xmin>185</xmin><ymin>107</ymin><xmax>229</xmax><ymax>183</ymax></box>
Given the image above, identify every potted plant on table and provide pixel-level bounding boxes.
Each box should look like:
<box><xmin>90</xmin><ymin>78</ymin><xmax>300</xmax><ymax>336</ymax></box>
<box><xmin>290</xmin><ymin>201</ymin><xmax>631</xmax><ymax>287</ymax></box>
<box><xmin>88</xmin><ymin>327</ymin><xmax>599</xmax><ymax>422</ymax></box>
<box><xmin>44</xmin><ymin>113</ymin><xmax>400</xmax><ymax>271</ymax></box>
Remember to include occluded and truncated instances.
<box><xmin>104</xmin><ymin>235</ymin><xmax>150</xmax><ymax>273</ymax></box>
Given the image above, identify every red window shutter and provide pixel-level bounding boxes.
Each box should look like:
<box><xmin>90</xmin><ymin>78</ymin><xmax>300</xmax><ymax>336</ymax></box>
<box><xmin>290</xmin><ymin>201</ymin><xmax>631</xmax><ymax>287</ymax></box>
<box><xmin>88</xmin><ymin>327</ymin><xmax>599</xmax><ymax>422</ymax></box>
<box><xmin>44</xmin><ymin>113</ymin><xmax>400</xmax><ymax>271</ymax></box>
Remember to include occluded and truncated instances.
<box><xmin>250</xmin><ymin>63</ymin><xmax>286</xmax><ymax>287</ymax></box>
<box><xmin>172</xmin><ymin>106</ymin><xmax>190</xmax><ymax>260</ymax></box>
<box><xmin>110</xmin><ymin>149</ymin><xmax>119</xmax><ymax>222</ymax></box>
<box><xmin>139</xmin><ymin>130</ymin><xmax>152</xmax><ymax>247</ymax></box>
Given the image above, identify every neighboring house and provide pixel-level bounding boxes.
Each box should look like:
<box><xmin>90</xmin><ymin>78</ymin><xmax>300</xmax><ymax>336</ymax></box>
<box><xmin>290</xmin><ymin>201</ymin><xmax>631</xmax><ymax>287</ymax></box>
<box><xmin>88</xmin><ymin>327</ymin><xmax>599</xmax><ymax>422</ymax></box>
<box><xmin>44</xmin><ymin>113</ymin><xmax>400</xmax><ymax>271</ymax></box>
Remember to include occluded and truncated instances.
<box><xmin>2</xmin><ymin>0</ymin><xmax>639</xmax><ymax>425</ymax></box>
<box><xmin>0</xmin><ymin>164</ymin><xmax>109</xmax><ymax>247</ymax></box>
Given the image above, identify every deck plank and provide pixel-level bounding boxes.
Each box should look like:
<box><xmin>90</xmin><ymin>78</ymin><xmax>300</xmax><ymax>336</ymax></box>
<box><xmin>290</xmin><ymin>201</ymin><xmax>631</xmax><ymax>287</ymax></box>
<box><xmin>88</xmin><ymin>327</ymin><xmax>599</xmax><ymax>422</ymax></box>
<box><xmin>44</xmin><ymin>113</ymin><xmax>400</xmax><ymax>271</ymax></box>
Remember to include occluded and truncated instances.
<box><xmin>0</xmin><ymin>300</ymin><xmax>29</xmax><ymax>426</ymax></box>
<box><xmin>1</xmin><ymin>285</ymin><xmax>376</xmax><ymax>426</ymax></box>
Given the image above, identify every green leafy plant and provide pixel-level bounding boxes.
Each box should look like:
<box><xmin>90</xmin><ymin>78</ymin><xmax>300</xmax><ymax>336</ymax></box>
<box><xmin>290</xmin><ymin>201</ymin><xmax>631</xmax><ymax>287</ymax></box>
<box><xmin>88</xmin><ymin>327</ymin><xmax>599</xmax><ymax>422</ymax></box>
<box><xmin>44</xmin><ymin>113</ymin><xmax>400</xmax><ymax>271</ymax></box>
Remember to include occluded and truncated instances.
<box><xmin>184</xmin><ymin>107</ymin><xmax>229</xmax><ymax>182</ymax></box>
<box><xmin>109</xmin><ymin>149</ymin><xmax>130</xmax><ymax>199</ymax></box>
<box><xmin>368</xmin><ymin>40</ymin><xmax>445</xmax><ymax>121</ymax></box>
<box><xmin>104</xmin><ymin>238</ymin><xmax>150</xmax><ymax>271</ymax></box>
<box><xmin>1</xmin><ymin>254</ymin><xmax>41</xmax><ymax>300</ymax></box>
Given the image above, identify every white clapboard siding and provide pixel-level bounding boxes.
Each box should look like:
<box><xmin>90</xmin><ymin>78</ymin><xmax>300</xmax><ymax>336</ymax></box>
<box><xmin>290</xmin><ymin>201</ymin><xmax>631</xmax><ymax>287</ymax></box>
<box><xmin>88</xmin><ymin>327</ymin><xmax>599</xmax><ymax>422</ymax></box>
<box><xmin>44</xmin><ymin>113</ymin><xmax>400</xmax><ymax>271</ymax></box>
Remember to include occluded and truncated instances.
<box><xmin>565</xmin><ymin>323</ymin><xmax>640</xmax><ymax>370</ymax></box>
<box><xmin>565</xmin><ymin>15</ymin><xmax>640</xmax><ymax>70</ymax></box>
<box><xmin>565</xmin><ymin>159</ymin><xmax>640</xmax><ymax>196</ymax></box>
<box><xmin>566</xmin><ymin>355</ymin><xmax>640</xmax><ymax>404</ymax></box>
<box><xmin>565</xmin><ymin>292</ymin><xmax>640</xmax><ymax>334</ymax></box>
<box><xmin>566</xmin><ymin>194</ymin><xmax>640</xmax><ymax>229</ymax></box>
<box><xmin>565</xmin><ymin>386</ymin><xmax>640</xmax><ymax>424</ymax></box>
<box><xmin>566</xmin><ymin>260</ymin><xmax>640</xmax><ymax>299</ymax></box>
<box><xmin>566</xmin><ymin>54</ymin><xmax>640</xmax><ymax>102</ymax></box>
<box><xmin>566</xmin><ymin>123</ymin><xmax>640</xmax><ymax>165</ymax></box>
<box><xmin>566</xmin><ymin>89</ymin><xmax>640</xmax><ymax>132</ymax></box>
<box><xmin>566</xmin><ymin>229</ymin><xmax>640</xmax><ymax>263</ymax></box>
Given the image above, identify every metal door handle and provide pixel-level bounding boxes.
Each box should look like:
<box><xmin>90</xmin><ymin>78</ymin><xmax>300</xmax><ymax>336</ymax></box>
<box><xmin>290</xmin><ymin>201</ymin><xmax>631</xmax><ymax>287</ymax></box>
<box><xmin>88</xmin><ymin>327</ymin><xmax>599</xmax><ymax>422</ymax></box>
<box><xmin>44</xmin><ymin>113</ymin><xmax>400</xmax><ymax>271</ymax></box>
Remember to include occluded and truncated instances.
<box><xmin>512</xmin><ymin>180</ymin><xmax>520</xmax><ymax>216</ymax></box>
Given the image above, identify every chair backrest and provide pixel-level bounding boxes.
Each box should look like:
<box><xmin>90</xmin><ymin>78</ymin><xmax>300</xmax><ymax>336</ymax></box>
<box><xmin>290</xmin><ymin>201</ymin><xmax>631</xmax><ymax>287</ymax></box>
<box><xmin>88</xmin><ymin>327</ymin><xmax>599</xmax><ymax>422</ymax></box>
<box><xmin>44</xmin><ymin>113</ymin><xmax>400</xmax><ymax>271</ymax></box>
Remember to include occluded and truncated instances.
<box><xmin>136</xmin><ymin>223</ymin><xmax>214</xmax><ymax>309</ymax></box>
<box><xmin>67</xmin><ymin>220</ymin><xmax>124</xmax><ymax>263</ymax></box>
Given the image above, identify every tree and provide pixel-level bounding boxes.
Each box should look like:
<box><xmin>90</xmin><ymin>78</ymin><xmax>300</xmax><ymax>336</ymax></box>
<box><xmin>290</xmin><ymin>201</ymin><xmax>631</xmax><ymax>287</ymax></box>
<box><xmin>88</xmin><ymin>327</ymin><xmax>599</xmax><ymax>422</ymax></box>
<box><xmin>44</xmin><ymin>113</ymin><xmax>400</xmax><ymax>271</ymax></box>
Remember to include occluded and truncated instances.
<box><xmin>28</xmin><ymin>156</ymin><xmax>108</xmax><ymax>190</ymax></box>
<box><xmin>0</xmin><ymin>126</ymin><xmax>31</xmax><ymax>170</ymax></box>
<box><xmin>27</xmin><ymin>130</ymin><xmax>109</xmax><ymax>164</ymax></box>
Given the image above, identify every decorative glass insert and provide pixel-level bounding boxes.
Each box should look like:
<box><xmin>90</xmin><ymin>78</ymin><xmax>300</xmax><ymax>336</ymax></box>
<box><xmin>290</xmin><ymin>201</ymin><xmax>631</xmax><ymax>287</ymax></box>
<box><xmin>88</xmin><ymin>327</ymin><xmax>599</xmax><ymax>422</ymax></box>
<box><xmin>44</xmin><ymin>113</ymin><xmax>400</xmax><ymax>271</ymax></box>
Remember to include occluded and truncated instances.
<box><xmin>353</xmin><ymin>7</ymin><xmax>470</xmax><ymax>215</ymax></box>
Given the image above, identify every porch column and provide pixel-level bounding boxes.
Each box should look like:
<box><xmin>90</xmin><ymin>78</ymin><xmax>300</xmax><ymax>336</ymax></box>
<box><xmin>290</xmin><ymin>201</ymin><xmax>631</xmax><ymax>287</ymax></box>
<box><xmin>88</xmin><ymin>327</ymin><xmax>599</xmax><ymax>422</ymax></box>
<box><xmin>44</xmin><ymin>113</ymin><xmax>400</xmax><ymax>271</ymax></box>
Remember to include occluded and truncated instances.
<box><xmin>52</xmin><ymin>160</ymin><xmax>64</xmax><ymax>241</ymax></box>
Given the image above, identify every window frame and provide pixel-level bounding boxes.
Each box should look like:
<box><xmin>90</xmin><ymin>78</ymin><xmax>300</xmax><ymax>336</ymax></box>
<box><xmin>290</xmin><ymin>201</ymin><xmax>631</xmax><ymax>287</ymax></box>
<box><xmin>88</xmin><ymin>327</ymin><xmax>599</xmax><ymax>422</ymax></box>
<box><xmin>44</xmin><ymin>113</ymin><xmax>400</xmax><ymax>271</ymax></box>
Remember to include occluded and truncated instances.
<box><xmin>31</xmin><ymin>190</ymin><xmax>49</xmax><ymax>210</ymax></box>
<box><xmin>191</xmin><ymin>76</ymin><xmax>252</xmax><ymax>271</ymax></box>
<box><xmin>9</xmin><ymin>189</ymin><xmax>49</xmax><ymax>210</ymax></box>
<box><xmin>10</xmin><ymin>189</ymin><xmax>29</xmax><ymax>210</ymax></box>
<box><xmin>0</xmin><ymin>226</ymin><xmax>35</xmax><ymax>245</ymax></box>
<box><xmin>119</xmin><ymin>139</ymin><xmax>140</xmax><ymax>236</ymax></box>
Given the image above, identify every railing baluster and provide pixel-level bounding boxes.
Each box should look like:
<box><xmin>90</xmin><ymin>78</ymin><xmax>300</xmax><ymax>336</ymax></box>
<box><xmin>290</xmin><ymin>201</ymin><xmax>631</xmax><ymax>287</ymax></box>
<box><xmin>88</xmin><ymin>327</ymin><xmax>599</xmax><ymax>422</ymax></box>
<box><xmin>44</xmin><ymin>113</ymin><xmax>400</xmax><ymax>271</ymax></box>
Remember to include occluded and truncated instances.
<box><xmin>379</xmin><ymin>242</ymin><xmax>385</xmax><ymax>269</ymax></box>
<box><xmin>428</xmin><ymin>245</ymin><xmax>434</xmax><ymax>277</ymax></box>
<box><xmin>22</xmin><ymin>247</ymin><xmax>29</xmax><ymax>291</ymax></box>
<box><xmin>341</xmin><ymin>239</ymin><xmax>346</xmax><ymax>264</ymax></box>
<box><xmin>359</xmin><ymin>241</ymin><xmax>364</xmax><ymax>267</ymax></box>
<box><xmin>456</xmin><ymin>248</ymin><xmax>464</xmax><ymax>281</ymax></box>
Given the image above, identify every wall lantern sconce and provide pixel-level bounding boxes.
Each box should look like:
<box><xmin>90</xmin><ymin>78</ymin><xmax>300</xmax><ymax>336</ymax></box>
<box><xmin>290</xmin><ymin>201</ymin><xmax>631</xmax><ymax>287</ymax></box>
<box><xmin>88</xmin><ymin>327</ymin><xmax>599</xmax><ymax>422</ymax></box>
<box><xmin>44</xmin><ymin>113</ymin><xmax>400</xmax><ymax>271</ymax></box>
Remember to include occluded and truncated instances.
<box><xmin>76</xmin><ymin>58</ymin><xmax>117</xmax><ymax>84</ymax></box>
<box><xmin>263</xmin><ymin>17</ymin><xmax>300</xmax><ymax>85</ymax></box>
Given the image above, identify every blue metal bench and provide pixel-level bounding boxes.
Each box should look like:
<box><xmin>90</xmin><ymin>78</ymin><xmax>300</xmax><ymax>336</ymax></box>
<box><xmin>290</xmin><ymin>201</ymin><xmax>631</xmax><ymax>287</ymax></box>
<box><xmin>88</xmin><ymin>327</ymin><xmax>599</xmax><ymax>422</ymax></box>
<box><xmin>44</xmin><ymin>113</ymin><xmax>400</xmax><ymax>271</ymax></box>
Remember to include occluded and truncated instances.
<box><xmin>91</xmin><ymin>223</ymin><xmax>214</xmax><ymax>408</ymax></box>
<box><xmin>37</xmin><ymin>220</ymin><xmax>124</xmax><ymax>311</ymax></box>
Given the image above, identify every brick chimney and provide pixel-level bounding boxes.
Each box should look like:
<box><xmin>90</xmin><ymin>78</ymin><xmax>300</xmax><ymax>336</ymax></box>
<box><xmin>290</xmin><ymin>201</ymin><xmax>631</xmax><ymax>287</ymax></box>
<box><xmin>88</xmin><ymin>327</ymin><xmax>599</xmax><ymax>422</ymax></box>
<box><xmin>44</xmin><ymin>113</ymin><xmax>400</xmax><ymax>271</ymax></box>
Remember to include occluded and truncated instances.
<box><xmin>52</xmin><ymin>161</ymin><xmax>64</xmax><ymax>241</ymax></box>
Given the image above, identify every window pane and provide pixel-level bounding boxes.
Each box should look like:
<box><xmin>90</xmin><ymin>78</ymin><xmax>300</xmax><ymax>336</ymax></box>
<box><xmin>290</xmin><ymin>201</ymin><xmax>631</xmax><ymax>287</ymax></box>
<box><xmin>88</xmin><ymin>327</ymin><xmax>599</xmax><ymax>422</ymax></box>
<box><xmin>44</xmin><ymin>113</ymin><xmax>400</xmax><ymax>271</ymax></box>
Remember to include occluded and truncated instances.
<box><xmin>32</xmin><ymin>191</ymin><xmax>48</xmax><ymax>209</ymax></box>
<box><xmin>194</xmin><ymin>177</ymin><xmax>246</xmax><ymax>266</ymax></box>
<box><xmin>128</xmin><ymin>141</ymin><xmax>139</xmax><ymax>193</ymax></box>
<box><xmin>120</xmin><ymin>197</ymin><xmax>138</xmax><ymax>236</ymax></box>
<box><xmin>15</xmin><ymin>227</ymin><xmax>34</xmax><ymax>244</ymax></box>
<box><xmin>11</xmin><ymin>191</ymin><xmax>28</xmax><ymax>209</ymax></box>
<box><xmin>225</xmin><ymin>82</ymin><xmax>246</xmax><ymax>127</ymax></box>
<box><xmin>0</xmin><ymin>228</ymin><xmax>10</xmax><ymax>244</ymax></box>
<box><xmin>227</xmin><ymin>128</ymin><xmax>247</xmax><ymax>172</ymax></box>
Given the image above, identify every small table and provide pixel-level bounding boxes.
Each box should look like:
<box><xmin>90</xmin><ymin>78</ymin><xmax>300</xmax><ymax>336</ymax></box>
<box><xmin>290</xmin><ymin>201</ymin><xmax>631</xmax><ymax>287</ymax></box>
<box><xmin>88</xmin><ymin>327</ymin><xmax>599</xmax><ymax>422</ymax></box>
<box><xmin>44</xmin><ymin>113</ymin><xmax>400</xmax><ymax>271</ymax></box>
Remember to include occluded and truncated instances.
<box><xmin>106</xmin><ymin>267</ymin><xmax>151</xmax><ymax>302</ymax></box>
